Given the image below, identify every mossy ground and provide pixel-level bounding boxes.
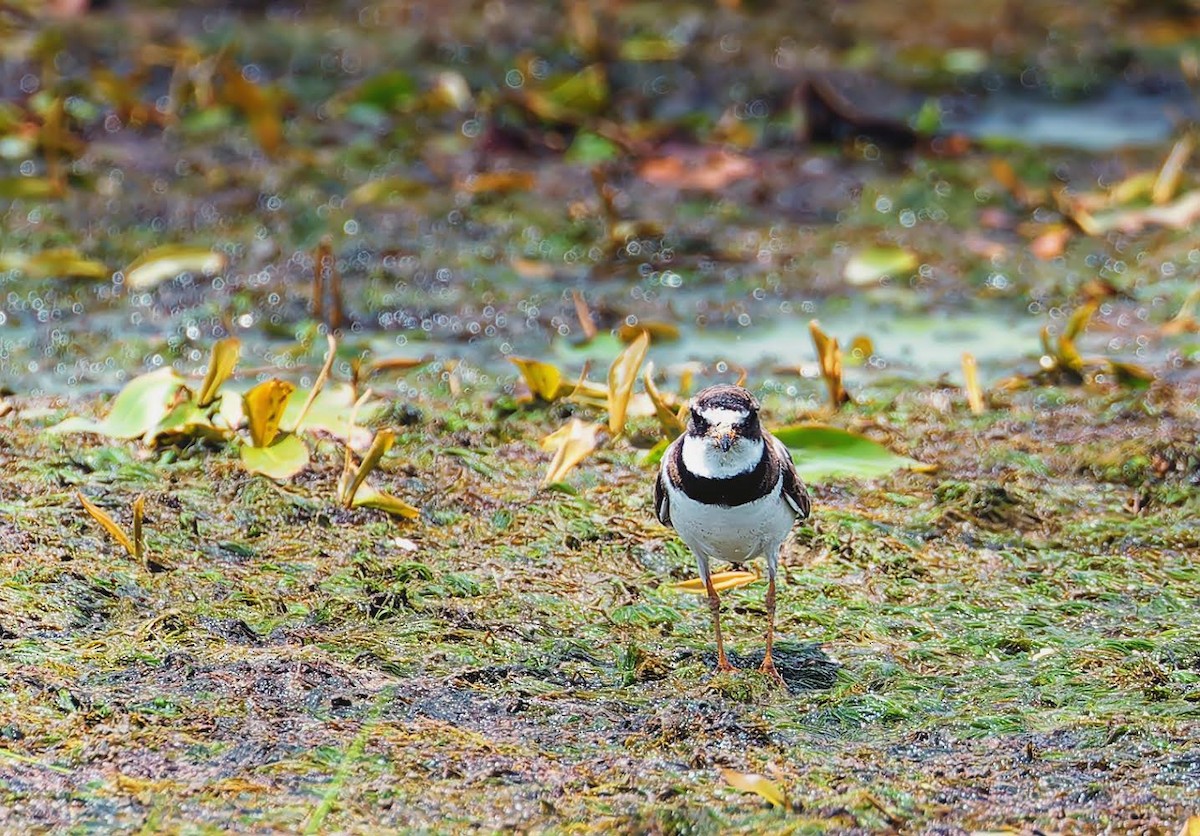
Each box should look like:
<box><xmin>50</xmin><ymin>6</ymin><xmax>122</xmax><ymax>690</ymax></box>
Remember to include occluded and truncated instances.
<box><xmin>2</xmin><ymin>372</ymin><xmax>1198</xmax><ymax>832</ymax></box>
<box><xmin>4</xmin><ymin>0</ymin><xmax>1200</xmax><ymax>831</ymax></box>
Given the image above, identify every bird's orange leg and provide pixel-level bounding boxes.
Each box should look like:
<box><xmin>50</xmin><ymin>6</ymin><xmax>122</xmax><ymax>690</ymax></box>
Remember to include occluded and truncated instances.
<box><xmin>759</xmin><ymin>571</ymin><xmax>785</xmax><ymax>685</ymax></box>
<box><xmin>704</xmin><ymin>573</ymin><xmax>736</xmax><ymax>673</ymax></box>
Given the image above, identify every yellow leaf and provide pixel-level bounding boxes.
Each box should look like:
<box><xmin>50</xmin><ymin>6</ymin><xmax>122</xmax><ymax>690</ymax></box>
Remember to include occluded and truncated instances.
<box><xmin>809</xmin><ymin>320</ymin><xmax>849</xmax><ymax>409</ymax></box>
<box><xmin>961</xmin><ymin>352</ymin><xmax>984</xmax><ymax>415</ymax></box>
<box><xmin>0</xmin><ymin>248</ymin><xmax>108</xmax><ymax>280</ymax></box>
<box><xmin>197</xmin><ymin>338</ymin><xmax>241</xmax><ymax>407</ymax></box>
<box><xmin>720</xmin><ymin>769</ymin><xmax>789</xmax><ymax>809</ymax></box>
<box><xmin>1178</xmin><ymin>815</ymin><xmax>1200</xmax><ymax>836</ymax></box>
<box><xmin>132</xmin><ymin>494</ymin><xmax>145</xmax><ymax>564</ymax></box>
<box><xmin>542</xmin><ymin>419</ymin><xmax>599</xmax><ymax>485</ymax></box>
<box><xmin>350</xmin><ymin>481</ymin><xmax>420</xmax><ymax>519</ymax></box>
<box><xmin>243</xmin><ymin>379</ymin><xmax>296</xmax><ymax>447</ymax></box>
<box><xmin>607</xmin><ymin>330</ymin><xmax>649</xmax><ymax>435</ymax></box>
<box><xmin>77</xmin><ymin>492</ymin><xmax>137</xmax><ymax>558</ymax></box>
<box><xmin>341</xmin><ymin>429</ymin><xmax>395</xmax><ymax>508</ymax></box>
<box><xmin>617</xmin><ymin>321</ymin><xmax>680</xmax><ymax>344</ymax></box>
<box><xmin>458</xmin><ymin>171</ymin><xmax>536</xmax><ymax>195</ymax></box>
<box><xmin>124</xmin><ymin>245</ymin><xmax>226</xmax><ymax>291</ymax></box>
<box><xmin>1153</xmin><ymin>135</ymin><xmax>1193</xmax><ymax>205</ymax></box>
<box><xmin>510</xmin><ymin>357</ymin><xmax>566</xmax><ymax>401</ymax></box>
<box><xmin>643</xmin><ymin>362</ymin><xmax>686</xmax><ymax>439</ymax></box>
<box><xmin>674</xmin><ymin>570</ymin><xmax>759</xmax><ymax>594</ymax></box>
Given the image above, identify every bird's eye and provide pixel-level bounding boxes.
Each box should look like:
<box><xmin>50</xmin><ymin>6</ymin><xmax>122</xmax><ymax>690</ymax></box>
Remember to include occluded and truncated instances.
<box><xmin>692</xmin><ymin>415</ymin><xmax>708</xmax><ymax>432</ymax></box>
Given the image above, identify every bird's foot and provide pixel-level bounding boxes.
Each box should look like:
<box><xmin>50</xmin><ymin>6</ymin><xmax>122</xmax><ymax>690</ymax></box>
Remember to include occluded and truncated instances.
<box><xmin>758</xmin><ymin>656</ymin><xmax>786</xmax><ymax>687</ymax></box>
<box><xmin>716</xmin><ymin>657</ymin><xmax>737</xmax><ymax>674</ymax></box>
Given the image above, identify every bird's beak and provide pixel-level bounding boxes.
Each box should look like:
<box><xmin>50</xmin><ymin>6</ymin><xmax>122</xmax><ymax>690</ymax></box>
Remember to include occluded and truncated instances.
<box><xmin>710</xmin><ymin>425</ymin><xmax>736</xmax><ymax>453</ymax></box>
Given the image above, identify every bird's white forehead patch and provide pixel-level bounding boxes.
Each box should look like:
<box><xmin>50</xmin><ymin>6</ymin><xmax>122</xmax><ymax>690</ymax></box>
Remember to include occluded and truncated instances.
<box><xmin>696</xmin><ymin>407</ymin><xmax>749</xmax><ymax>426</ymax></box>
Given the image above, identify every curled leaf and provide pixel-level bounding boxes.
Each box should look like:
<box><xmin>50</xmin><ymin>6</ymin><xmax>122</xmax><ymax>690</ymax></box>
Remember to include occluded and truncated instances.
<box><xmin>243</xmin><ymin>379</ymin><xmax>296</xmax><ymax>448</ymax></box>
<box><xmin>341</xmin><ymin>429</ymin><xmax>395</xmax><ymax>508</ymax></box>
<box><xmin>541</xmin><ymin>419</ymin><xmax>599</xmax><ymax>485</ymax></box>
<box><xmin>511</xmin><ymin>357</ymin><xmax>567</xmax><ymax>402</ymax></box>
<box><xmin>809</xmin><ymin>320</ymin><xmax>850</xmax><ymax>410</ymax></box>
<box><xmin>643</xmin><ymin>362</ymin><xmax>686</xmax><ymax>439</ymax></box>
<box><xmin>77</xmin><ymin>492</ymin><xmax>137</xmax><ymax>558</ymax></box>
<box><xmin>197</xmin><ymin>338</ymin><xmax>241</xmax><ymax>407</ymax></box>
<box><xmin>961</xmin><ymin>353</ymin><xmax>985</xmax><ymax>415</ymax></box>
<box><xmin>673</xmin><ymin>570</ymin><xmax>759</xmax><ymax>594</ymax></box>
<box><xmin>124</xmin><ymin>245</ymin><xmax>226</xmax><ymax>291</ymax></box>
<box><xmin>720</xmin><ymin>769</ymin><xmax>789</xmax><ymax>809</ymax></box>
<box><xmin>607</xmin><ymin>330</ymin><xmax>650</xmax><ymax>435</ymax></box>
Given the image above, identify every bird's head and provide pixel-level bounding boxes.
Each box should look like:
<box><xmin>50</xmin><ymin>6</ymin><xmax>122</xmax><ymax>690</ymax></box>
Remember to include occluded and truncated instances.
<box><xmin>687</xmin><ymin>385</ymin><xmax>763</xmax><ymax>455</ymax></box>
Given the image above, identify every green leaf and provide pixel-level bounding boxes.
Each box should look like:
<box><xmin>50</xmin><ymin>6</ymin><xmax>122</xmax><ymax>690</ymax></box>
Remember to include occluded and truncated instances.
<box><xmin>49</xmin><ymin>367</ymin><xmax>186</xmax><ymax>439</ymax></box>
<box><xmin>283</xmin><ymin>383</ymin><xmax>382</xmax><ymax>446</ymax></box>
<box><xmin>773</xmin><ymin>423</ymin><xmax>934</xmax><ymax>481</ymax></box>
<box><xmin>240</xmin><ymin>434</ymin><xmax>310</xmax><ymax>480</ymax></box>
<box><xmin>565</xmin><ymin>132</ymin><xmax>620</xmax><ymax>164</ymax></box>
<box><xmin>843</xmin><ymin>246</ymin><xmax>918</xmax><ymax>286</ymax></box>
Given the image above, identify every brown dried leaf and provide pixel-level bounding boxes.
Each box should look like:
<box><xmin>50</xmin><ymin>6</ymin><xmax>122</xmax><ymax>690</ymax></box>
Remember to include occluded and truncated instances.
<box><xmin>638</xmin><ymin>149</ymin><xmax>756</xmax><ymax>191</ymax></box>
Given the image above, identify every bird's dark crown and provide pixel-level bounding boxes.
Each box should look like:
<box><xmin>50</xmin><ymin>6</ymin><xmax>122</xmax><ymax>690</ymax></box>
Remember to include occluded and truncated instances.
<box><xmin>688</xmin><ymin>385</ymin><xmax>762</xmax><ymax>437</ymax></box>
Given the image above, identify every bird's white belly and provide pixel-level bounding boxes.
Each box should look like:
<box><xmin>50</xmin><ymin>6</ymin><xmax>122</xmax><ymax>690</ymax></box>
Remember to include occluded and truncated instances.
<box><xmin>665</xmin><ymin>479</ymin><xmax>796</xmax><ymax>564</ymax></box>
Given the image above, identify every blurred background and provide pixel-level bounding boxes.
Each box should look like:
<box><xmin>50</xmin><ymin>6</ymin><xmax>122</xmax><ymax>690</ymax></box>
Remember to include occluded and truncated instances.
<box><xmin>2</xmin><ymin>0</ymin><xmax>1199</xmax><ymax>399</ymax></box>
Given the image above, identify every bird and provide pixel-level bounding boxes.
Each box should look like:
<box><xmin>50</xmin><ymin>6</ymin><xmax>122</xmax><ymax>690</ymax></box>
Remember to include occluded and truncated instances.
<box><xmin>654</xmin><ymin>384</ymin><xmax>811</xmax><ymax>683</ymax></box>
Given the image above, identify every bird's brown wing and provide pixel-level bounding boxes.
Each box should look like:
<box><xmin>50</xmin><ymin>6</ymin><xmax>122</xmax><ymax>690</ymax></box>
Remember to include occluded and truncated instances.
<box><xmin>654</xmin><ymin>464</ymin><xmax>672</xmax><ymax>527</ymax></box>
<box><xmin>773</xmin><ymin>437</ymin><xmax>811</xmax><ymax>520</ymax></box>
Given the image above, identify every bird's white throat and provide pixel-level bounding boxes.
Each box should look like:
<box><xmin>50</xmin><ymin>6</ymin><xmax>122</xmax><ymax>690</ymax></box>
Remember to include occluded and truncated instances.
<box><xmin>681</xmin><ymin>435</ymin><xmax>764</xmax><ymax>479</ymax></box>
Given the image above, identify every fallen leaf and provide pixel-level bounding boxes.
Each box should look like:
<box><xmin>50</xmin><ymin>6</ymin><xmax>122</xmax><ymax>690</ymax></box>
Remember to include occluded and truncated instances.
<box><xmin>809</xmin><ymin>320</ymin><xmax>850</xmax><ymax>410</ymax></box>
<box><xmin>643</xmin><ymin>362</ymin><xmax>686</xmax><ymax>439</ymax></box>
<box><xmin>720</xmin><ymin>769</ymin><xmax>789</xmax><ymax>809</ymax></box>
<box><xmin>541</xmin><ymin>419</ymin><xmax>599</xmax><ymax>485</ymax></box>
<box><xmin>617</xmin><ymin>321</ymin><xmax>680</xmax><ymax>344</ymax></box>
<box><xmin>638</xmin><ymin>149</ymin><xmax>756</xmax><ymax>191</ymax></box>
<box><xmin>961</xmin><ymin>352</ymin><xmax>985</xmax><ymax>415</ymax></box>
<box><xmin>1029</xmin><ymin>226</ymin><xmax>1071</xmax><ymax>260</ymax></box>
<box><xmin>1153</xmin><ymin>135</ymin><xmax>1193</xmax><ymax>205</ymax></box>
<box><xmin>243</xmin><ymin>379</ymin><xmax>296</xmax><ymax>448</ymax></box>
<box><xmin>77</xmin><ymin>492</ymin><xmax>137</xmax><ymax>558</ymax></box>
<box><xmin>124</xmin><ymin>245</ymin><xmax>226</xmax><ymax>291</ymax></box>
<box><xmin>0</xmin><ymin>248</ymin><xmax>108</xmax><ymax>280</ymax></box>
<box><xmin>240</xmin><ymin>433</ymin><xmax>310</xmax><ymax>480</ymax></box>
<box><xmin>607</xmin><ymin>330</ymin><xmax>650</xmax><ymax>435</ymax></box>
<box><xmin>1178</xmin><ymin>815</ymin><xmax>1200</xmax><ymax>836</ymax></box>
<box><xmin>0</xmin><ymin>177</ymin><xmax>59</xmax><ymax>200</ymax></box>
<box><xmin>774</xmin><ymin>423</ymin><xmax>934</xmax><ymax>481</ymax></box>
<box><xmin>844</xmin><ymin>246</ymin><xmax>917</xmax><ymax>286</ymax></box>
<box><xmin>1087</xmin><ymin>191</ymin><xmax>1200</xmax><ymax>234</ymax></box>
<box><xmin>50</xmin><ymin>367</ymin><xmax>186</xmax><ymax>439</ymax></box>
<box><xmin>458</xmin><ymin>171</ymin><xmax>536</xmax><ymax>195</ymax></box>
<box><xmin>511</xmin><ymin>357</ymin><xmax>570</xmax><ymax>402</ymax></box>
<box><xmin>197</xmin><ymin>338</ymin><xmax>240</xmax><ymax>407</ymax></box>
<box><xmin>341</xmin><ymin>430</ymin><xmax>395</xmax><ymax>508</ymax></box>
<box><xmin>348</xmin><ymin>481</ymin><xmax>420</xmax><ymax>519</ymax></box>
<box><xmin>674</xmin><ymin>570</ymin><xmax>759</xmax><ymax>594</ymax></box>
